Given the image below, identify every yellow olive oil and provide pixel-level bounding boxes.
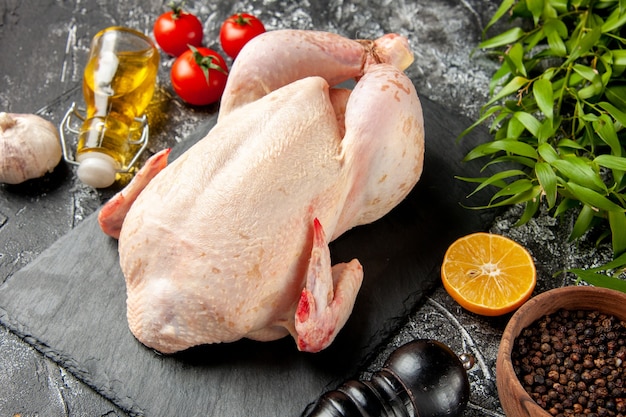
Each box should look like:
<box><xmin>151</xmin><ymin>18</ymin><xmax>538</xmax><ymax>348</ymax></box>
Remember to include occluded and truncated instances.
<box><xmin>76</xmin><ymin>27</ymin><xmax>159</xmax><ymax>184</ymax></box>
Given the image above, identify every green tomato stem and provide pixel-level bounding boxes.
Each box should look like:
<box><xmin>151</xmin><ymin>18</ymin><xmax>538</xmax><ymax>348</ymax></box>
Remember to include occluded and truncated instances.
<box><xmin>189</xmin><ymin>45</ymin><xmax>228</xmax><ymax>86</ymax></box>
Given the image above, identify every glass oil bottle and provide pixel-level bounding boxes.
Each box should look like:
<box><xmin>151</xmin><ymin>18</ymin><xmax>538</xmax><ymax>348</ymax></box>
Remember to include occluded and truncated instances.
<box><xmin>75</xmin><ymin>26</ymin><xmax>159</xmax><ymax>188</ymax></box>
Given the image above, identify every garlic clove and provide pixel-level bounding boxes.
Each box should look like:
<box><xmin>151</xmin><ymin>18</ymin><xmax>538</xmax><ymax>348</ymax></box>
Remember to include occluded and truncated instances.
<box><xmin>0</xmin><ymin>112</ymin><xmax>63</xmax><ymax>184</ymax></box>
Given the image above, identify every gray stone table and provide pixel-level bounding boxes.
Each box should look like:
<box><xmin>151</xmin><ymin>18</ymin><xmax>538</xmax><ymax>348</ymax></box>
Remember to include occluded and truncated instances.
<box><xmin>0</xmin><ymin>1</ymin><xmax>564</xmax><ymax>416</ymax></box>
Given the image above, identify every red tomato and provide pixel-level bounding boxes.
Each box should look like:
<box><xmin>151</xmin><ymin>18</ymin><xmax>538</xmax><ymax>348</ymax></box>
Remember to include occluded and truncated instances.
<box><xmin>153</xmin><ymin>5</ymin><xmax>203</xmax><ymax>57</ymax></box>
<box><xmin>219</xmin><ymin>13</ymin><xmax>266</xmax><ymax>59</ymax></box>
<box><xmin>171</xmin><ymin>46</ymin><xmax>229</xmax><ymax>106</ymax></box>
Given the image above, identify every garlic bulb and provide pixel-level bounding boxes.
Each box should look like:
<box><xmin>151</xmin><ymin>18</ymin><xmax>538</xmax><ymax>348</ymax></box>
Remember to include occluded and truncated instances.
<box><xmin>0</xmin><ymin>112</ymin><xmax>62</xmax><ymax>184</ymax></box>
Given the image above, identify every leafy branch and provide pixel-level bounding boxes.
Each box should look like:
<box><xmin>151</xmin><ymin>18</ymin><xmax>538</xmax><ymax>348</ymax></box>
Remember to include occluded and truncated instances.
<box><xmin>460</xmin><ymin>0</ymin><xmax>626</xmax><ymax>289</ymax></box>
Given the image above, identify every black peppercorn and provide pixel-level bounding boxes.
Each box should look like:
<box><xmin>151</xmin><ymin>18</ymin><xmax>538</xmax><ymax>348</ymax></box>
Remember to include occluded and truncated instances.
<box><xmin>511</xmin><ymin>309</ymin><xmax>626</xmax><ymax>417</ymax></box>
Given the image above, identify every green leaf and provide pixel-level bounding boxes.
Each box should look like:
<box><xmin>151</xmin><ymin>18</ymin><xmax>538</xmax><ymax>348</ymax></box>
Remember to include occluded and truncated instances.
<box><xmin>484</xmin><ymin>0</ymin><xmax>516</xmax><ymax>33</ymax></box>
<box><xmin>491</xmin><ymin>109</ymin><xmax>514</xmax><ymax>132</ymax></box>
<box><xmin>527</xmin><ymin>0</ymin><xmax>546</xmax><ymax>24</ymax></box>
<box><xmin>593</xmin><ymin>114</ymin><xmax>621</xmax><ymax>156</ymax></box>
<box><xmin>606</xmin><ymin>85</ymin><xmax>626</xmax><ymax>111</ymax></box>
<box><xmin>565</xmin><ymin>25</ymin><xmax>603</xmax><ymax>65</ymax></box>
<box><xmin>565</xmin><ymin>182</ymin><xmax>623</xmax><ymax>211</ymax></box>
<box><xmin>535</xmin><ymin>162</ymin><xmax>558</xmax><ymax>208</ymax></box>
<box><xmin>594</xmin><ymin>154</ymin><xmax>626</xmax><ymax>170</ymax></box>
<box><xmin>552</xmin><ymin>157</ymin><xmax>607</xmax><ymax>192</ymax></box>
<box><xmin>567</xmin><ymin>269</ymin><xmax>626</xmax><ymax>291</ymax></box>
<box><xmin>513</xmin><ymin>111</ymin><xmax>542</xmax><ymax>136</ymax></box>
<box><xmin>609</xmin><ymin>211</ymin><xmax>626</xmax><ymax>256</ymax></box>
<box><xmin>546</xmin><ymin>28</ymin><xmax>568</xmax><ymax>56</ymax></box>
<box><xmin>506</xmin><ymin>115</ymin><xmax>526</xmax><ymax>139</ymax></box>
<box><xmin>573</xmin><ymin>64</ymin><xmax>599</xmax><ymax>81</ymax></box>
<box><xmin>511</xmin><ymin>0</ymin><xmax>532</xmax><ymax>17</ymax></box>
<box><xmin>582</xmin><ymin>120</ymin><xmax>601</xmax><ymax>147</ymax></box>
<box><xmin>596</xmin><ymin>153</ymin><xmax>626</xmax><ymax>190</ymax></box>
<box><xmin>505</xmin><ymin>43</ymin><xmax>528</xmax><ymax>77</ymax></box>
<box><xmin>600</xmin><ymin>55</ymin><xmax>614</xmax><ymax>88</ymax></box>
<box><xmin>504</xmin><ymin>97</ymin><xmax>525</xmax><ymax>112</ymax></box>
<box><xmin>488</xmin><ymin>183</ymin><xmax>541</xmax><ymax>208</ymax></box>
<box><xmin>464</xmin><ymin>169</ymin><xmax>529</xmax><ymax>197</ymax></box>
<box><xmin>466</xmin><ymin>189</ymin><xmax>538</xmax><ymax>210</ymax></box>
<box><xmin>526</xmin><ymin>29</ymin><xmax>548</xmax><ymax>51</ymax></box>
<box><xmin>541</xmin><ymin>67</ymin><xmax>559</xmax><ymax>83</ymax></box>
<box><xmin>580</xmin><ymin>108</ymin><xmax>600</xmax><ymax>123</ymax></box>
<box><xmin>456</xmin><ymin>175</ymin><xmax>503</xmax><ymax>185</ymax></box>
<box><xmin>518</xmin><ymin>195</ymin><xmax>542</xmax><ymax>225</ymax></box>
<box><xmin>557</xmin><ymin>138</ymin><xmax>587</xmax><ymax>151</ymax></box>
<box><xmin>568</xmin><ymin>249</ymin><xmax>626</xmax><ymax>289</ymax></box>
<box><xmin>525</xmin><ymin>195</ymin><xmax>544</xmax><ymax>224</ymax></box>
<box><xmin>537</xmin><ymin>118</ymin><xmax>557</xmax><ymax>142</ymax></box>
<box><xmin>598</xmin><ymin>101</ymin><xmax>626</xmax><ymax>127</ymax></box>
<box><xmin>533</xmin><ymin>78</ymin><xmax>554</xmax><ymax>119</ymax></box>
<box><xmin>587</xmin><ymin>250</ymin><xmax>626</xmax><ymax>272</ymax></box>
<box><xmin>573</xmin><ymin>64</ymin><xmax>604</xmax><ymax>99</ymax></box>
<box><xmin>615</xmin><ymin>170</ymin><xmax>625</xmax><ymax>194</ymax></box>
<box><xmin>458</xmin><ymin>105</ymin><xmax>503</xmax><ymax>140</ymax></box>
<box><xmin>609</xmin><ymin>49</ymin><xmax>626</xmax><ymax>66</ymax></box>
<box><xmin>479</xmin><ymin>27</ymin><xmax>526</xmax><ymax>49</ymax></box>
<box><xmin>463</xmin><ymin>139</ymin><xmax>539</xmax><ymax>162</ymax></box>
<box><xmin>491</xmin><ymin>178</ymin><xmax>534</xmax><ymax>199</ymax></box>
<box><xmin>589</xmin><ymin>8</ymin><xmax>606</xmax><ymax>28</ymax></box>
<box><xmin>538</xmin><ymin>142</ymin><xmax>560</xmax><ymax>162</ymax></box>
<box><xmin>543</xmin><ymin>2</ymin><xmax>558</xmax><ymax>20</ymax></box>
<box><xmin>548</xmin><ymin>0</ymin><xmax>569</xmax><ymax>13</ymax></box>
<box><xmin>567</xmin><ymin>71</ymin><xmax>586</xmax><ymax>88</ymax></box>
<box><xmin>484</xmin><ymin>154</ymin><xmax>537</xmax><ymax>169</ymax></box>
<box><xmin>485</xmin><ymin>76</ymin><xmax>529</xmax><ymax>107</ymax></box>
<box><xmin>555</xmin><ymin>197</ymin><xmax>581</xmax><ymax>218</ymax></box>
<box><xmin>571</xmin><ymin>204</ymin><xmax>596</xmax><ymax>241</ymax></box>
<box><xmin>602</xmin><ymin>5</ymin><xmax>626</xmax><ymax>32</ymax></box>
<box><xmin>544</xmin><ymin>16</ymin><xmax>569</xmax><ymax>37</ymax></box>
<box><xmin>571</xmin><ymin>0</ymin><xmax>589</xmax><ymax>8</ymax></box>
<box><xmin>488</xmin><ymin>62</ymin><xmax>514</xmax><ymax>95</ymax></box>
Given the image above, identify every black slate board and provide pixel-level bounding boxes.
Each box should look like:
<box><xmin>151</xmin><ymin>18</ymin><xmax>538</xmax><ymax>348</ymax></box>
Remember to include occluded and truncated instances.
<box><xmin>0</xmin><ymin>96</ymin><xmax>497</xmax><ymax>417</ymax></box>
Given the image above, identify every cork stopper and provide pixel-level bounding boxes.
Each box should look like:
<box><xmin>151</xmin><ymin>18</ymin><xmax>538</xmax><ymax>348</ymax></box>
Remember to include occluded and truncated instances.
<box><xmin>76</xmin><ymin>152</ymin><xmax>117</xmax><ymax>188</ymax></box>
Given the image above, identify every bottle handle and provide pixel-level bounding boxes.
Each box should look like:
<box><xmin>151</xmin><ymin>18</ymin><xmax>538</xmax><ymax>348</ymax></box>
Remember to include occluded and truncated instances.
<box><xmin>58</xmin><ymin>102</ymin><xmax>150</xmax><ymax>173</ymax></box>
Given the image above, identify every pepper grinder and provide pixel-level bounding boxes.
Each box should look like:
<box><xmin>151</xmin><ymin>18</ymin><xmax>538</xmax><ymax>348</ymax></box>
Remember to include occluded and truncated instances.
<box><xmin>301</xmin><ymin>339</ymin><xmax>472</xmax><ymax>417</ymax></box>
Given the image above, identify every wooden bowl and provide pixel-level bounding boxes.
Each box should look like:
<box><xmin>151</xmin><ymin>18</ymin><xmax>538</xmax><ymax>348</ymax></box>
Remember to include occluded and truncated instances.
<box><xmin>496</xmin><ymin>286</ymin><xmax>626</xmax><ymax>417</ymax></box>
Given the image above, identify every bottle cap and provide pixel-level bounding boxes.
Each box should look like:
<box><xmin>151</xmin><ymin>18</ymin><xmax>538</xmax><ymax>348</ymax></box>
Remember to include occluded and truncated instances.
<box><xmin>76</xmin><ymin>152</ymin><xmax>118</xmax><ymax>188</ymax></box>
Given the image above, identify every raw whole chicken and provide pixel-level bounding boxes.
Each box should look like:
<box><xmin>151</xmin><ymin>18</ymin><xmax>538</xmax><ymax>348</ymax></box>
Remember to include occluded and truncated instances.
<box><xmin>98</xmin><ymin>29</ymin><xmax>425</xmax><ymax>354</ymax></box>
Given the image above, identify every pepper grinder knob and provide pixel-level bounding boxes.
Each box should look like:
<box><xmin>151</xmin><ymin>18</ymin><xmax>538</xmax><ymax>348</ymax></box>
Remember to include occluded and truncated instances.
<box><xmin>302</xmin><ymin>339</ymin><xmax>471</xmax><ymax>417</ymax></box>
